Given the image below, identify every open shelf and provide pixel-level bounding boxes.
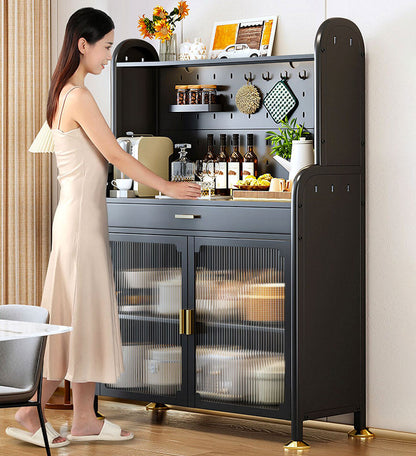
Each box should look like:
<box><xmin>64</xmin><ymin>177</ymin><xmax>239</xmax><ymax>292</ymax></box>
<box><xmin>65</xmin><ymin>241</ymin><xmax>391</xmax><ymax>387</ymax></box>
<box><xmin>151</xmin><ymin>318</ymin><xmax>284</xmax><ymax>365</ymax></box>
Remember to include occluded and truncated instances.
<box><xmin>169</xmin><ymin>104</ymin><xmax>222</xmax><ymax>113</ymax></box>
<box><xmin>116</xmin><ymin>54</ymin><xmax>314</xmax><ymax>68</ymax></box>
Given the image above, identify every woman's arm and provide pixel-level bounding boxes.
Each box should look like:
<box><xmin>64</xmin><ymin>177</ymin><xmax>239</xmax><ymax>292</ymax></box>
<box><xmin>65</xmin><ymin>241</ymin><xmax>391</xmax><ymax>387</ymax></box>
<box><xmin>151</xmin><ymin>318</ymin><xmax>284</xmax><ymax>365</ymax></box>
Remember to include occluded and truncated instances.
<box><xmin>66</xmin><ymin>87</ymin><xmax>200</xmax><ymax>199</ymax></box>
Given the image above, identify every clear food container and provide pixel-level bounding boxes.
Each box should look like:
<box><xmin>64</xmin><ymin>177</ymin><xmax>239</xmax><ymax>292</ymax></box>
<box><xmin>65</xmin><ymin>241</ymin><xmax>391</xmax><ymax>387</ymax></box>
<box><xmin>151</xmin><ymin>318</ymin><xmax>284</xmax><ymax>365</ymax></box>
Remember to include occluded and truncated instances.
<box><xmin>188</xmin><ymin>85</ymin><xmax>202</xmax><ymax>104</ymax></box>
<box><xmin>175</xmin><ymin>85</ymin><xmax>188</xmax><ymax>105</ymax></box>
<box><xmin>201</xmin><ymin>85</ymin><xmax>217</xmax><ymax>104</ymax></box>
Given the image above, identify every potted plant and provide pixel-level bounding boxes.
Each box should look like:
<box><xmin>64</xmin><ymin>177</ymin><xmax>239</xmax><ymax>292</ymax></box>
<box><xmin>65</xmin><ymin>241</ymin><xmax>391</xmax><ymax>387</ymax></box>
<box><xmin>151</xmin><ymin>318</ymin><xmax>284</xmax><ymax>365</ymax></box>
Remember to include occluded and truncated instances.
<box><xmin>266</xmin><ymin>117</ymin><xmax>313</xmax><ymax>180</ymax></box>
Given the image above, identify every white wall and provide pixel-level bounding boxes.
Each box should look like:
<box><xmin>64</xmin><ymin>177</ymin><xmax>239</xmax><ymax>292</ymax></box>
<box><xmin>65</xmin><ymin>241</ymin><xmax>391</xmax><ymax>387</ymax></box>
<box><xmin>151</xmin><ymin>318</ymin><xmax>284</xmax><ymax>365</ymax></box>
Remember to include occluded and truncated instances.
<box><xmin>52</xmin><ymin>0</ymin><xmax>416</xmax><ymax>433</ymax></box>
<box><xmin>326</xmin><ymin>0</ymin><xmax>416</xmax><ymax>433</ymax></box>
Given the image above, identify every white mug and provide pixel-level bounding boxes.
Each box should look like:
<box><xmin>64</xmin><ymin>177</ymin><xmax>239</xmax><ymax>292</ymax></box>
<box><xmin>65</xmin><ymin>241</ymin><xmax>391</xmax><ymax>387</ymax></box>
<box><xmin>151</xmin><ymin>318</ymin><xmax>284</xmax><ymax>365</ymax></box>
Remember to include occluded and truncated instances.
<box><xmin>111</xmin><ymin>178</ymin><xmax>132</xmax><ymax>190</ymax></box>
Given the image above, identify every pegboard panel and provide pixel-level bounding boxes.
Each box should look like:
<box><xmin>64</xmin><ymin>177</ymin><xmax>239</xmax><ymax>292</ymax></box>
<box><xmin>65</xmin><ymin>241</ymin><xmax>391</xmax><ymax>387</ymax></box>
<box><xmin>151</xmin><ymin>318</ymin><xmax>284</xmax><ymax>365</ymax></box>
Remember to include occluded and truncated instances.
<box><xmin>158</xmin><ymin>61</ymin><xmax>314</xmax><ymax>132</ymax></box>
<box><xmin>156</xmin><ymin>60</ymin><xmax>314</xmax><ymax>178</ymax></box>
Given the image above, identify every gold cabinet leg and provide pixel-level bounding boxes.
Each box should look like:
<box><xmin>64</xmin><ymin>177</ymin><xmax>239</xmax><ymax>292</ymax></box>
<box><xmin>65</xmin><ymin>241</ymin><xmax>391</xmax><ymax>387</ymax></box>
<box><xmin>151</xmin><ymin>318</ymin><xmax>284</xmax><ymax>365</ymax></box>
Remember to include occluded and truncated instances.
<box><xmin>146</xmin><ymin>402</ymin><xmax>169</xmax><ymax>411</ymax></box>
<box><xmin>284</xmin><ymin>440</ymin><xmax>310</xmax><ymax>450</ymax></box>
<box><xmin>348</xmin><ymin>428</ymin><xmax>375</xmax><ymax>439</ymax></box>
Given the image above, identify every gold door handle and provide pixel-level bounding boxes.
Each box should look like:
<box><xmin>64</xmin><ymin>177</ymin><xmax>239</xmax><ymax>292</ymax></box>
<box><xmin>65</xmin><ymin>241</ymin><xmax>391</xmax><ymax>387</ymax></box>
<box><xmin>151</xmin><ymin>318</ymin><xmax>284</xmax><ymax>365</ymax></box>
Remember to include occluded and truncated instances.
<box><xmin>186</xmin><ymin>309</ymin><xmax>194</xmax><ymax>335</ymax></box>
<box><xmin>179</xmin><ymin>309</ymin><xmax>185</xmax><ymax>334</ymax></box>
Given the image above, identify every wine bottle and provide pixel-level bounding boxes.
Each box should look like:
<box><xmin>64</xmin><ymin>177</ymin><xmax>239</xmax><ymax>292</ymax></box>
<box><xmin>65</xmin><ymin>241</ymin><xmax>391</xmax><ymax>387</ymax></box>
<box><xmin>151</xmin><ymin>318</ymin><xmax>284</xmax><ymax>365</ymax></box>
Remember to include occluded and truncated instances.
<box><xmin>228</xmin><ymin>134</ymin><xmax>243</xmax><ymax>191</ymax></box>
<box><xmin>215</xmin><ymin>134</ymin><xmax>229</xmax><ymax>196</ymax></box>
<box><xmin>242</xmin><ymin>133</ymin><xmax>258</xmax><ymax>177</ymax></box>
<box><xmin>203</xmin><ymin>134</ymin><xmax>216</xmax><ymax>178</ymax></box>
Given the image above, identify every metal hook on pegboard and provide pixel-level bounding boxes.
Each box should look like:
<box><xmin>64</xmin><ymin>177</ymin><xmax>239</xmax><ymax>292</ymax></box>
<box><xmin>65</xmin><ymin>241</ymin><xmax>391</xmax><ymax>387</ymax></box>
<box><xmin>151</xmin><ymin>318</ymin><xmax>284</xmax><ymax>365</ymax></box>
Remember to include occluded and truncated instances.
<box><xmin>244</xmin><ymin>72</ymin><xmax>254</xmax><ymax>83</ymax></box>
<box><xmin>280</xmin><ymin>70</ymin><xmax>289</xmax><ymax>80</ymax></box>
<box><xmin>262</xmin><ymin>71</ymin><xmax>272</xmax><ymax>81</ymax></box>
<box><xmin>299</xmin><ymin>70</ymin><xmax>308</xmax><ymax>80</ymax></box>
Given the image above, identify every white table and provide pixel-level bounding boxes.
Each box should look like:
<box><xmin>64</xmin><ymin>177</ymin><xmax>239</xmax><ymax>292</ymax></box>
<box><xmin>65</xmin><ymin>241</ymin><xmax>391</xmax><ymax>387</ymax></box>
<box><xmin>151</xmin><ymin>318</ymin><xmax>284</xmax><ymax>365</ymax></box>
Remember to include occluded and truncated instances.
<box><xmin>0</xmin><ymin>319</ymin><xmax>72</xmax><ymax>341</ymax></box>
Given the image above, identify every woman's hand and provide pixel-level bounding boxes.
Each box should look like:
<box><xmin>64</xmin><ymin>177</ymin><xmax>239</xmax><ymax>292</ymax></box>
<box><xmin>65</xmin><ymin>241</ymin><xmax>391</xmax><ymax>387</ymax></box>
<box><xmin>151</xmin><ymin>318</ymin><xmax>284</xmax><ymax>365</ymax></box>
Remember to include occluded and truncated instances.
<box><xmin>163</xmin><ymin>181</ymin><xmax>201</xmax><ymax>200</ymax></box>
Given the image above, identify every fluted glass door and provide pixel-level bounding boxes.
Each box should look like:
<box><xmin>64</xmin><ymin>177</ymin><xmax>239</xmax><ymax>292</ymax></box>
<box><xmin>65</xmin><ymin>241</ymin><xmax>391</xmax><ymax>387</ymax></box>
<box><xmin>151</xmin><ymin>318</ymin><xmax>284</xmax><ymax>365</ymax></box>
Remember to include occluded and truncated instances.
<box><xmin>193</xmin><ymin>238</ymin><xmax>290</xmax><ymax>411</ymax></box>
<box><xmin>104</xmin><ymin>234</ymin><xmax>187</xmax><ymax>403</ymax></box>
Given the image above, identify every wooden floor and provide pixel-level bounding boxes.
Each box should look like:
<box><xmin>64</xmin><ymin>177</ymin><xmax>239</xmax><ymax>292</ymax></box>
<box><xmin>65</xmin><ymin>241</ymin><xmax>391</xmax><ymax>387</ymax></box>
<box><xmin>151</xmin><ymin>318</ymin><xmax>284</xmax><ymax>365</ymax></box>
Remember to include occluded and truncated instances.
<box><xmin>1</xmin><ymin>397</ymin><xmax>416</xmax><ymax>455</ymax></box>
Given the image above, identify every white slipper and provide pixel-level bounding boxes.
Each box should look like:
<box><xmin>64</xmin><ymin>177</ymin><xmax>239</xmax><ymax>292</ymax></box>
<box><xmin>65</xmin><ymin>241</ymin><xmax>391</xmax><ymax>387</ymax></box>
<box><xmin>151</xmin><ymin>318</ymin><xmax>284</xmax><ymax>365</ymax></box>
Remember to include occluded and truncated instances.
<box><xmin>67</xmin><ymin>419</ymin><xmax>134</xmax><ymax>442</ymax></box>
<box><xmin>6</xmin><ymin>421</ymin><xmax>70</xmax><ymax>448</ymax></box>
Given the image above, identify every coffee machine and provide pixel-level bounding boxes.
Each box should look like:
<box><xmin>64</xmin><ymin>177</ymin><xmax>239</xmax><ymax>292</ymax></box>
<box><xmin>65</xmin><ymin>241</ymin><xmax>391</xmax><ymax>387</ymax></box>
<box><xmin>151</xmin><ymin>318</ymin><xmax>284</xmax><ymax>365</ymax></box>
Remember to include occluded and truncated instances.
<box><xmin>113</xmin><ymin>133</ymin><xmax>173</xmax><ymax>197</ymax></box>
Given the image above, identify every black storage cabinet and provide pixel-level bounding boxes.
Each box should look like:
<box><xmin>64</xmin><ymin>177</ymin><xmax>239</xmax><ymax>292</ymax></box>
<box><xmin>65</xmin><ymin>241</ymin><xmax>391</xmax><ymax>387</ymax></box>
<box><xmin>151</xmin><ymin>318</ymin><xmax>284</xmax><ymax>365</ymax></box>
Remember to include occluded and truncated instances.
<box><xmin>97</xmin><ymin>18</ymin><xmax>368</xmax><ymax>449</ymax></box>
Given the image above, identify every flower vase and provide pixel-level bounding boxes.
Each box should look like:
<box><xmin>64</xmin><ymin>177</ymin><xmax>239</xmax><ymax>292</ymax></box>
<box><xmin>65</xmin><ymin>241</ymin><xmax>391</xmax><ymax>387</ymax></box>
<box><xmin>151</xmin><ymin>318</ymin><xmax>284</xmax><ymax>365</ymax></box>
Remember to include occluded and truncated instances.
<box><xmin>159</xmin><ymin>33</ymin><xmax>177</xmax><ymax>61</ymax></box>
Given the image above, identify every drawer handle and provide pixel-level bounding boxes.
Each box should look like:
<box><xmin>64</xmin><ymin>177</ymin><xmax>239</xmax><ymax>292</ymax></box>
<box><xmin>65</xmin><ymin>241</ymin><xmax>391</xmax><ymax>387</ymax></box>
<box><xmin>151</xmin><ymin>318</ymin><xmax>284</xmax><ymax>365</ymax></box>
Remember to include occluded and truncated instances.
<box><xmin>175</xmin><ymin>214</ymin><xmax>201</xmax><ymax>219</ymax></box>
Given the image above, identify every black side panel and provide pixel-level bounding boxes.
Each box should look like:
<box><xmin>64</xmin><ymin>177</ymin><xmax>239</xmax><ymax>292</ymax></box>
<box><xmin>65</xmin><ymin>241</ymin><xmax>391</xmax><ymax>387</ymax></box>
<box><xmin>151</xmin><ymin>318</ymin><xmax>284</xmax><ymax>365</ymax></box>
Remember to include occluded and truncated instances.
<box><xmin>315</xmin><ymin>18</ymin><xmax>365</xmax><ymax>167</ymax></box>
<box><xmin>115</xmin><ymin>67</ymin><xmax>157</xmax><ymax>137</ymax></box>
<box><xmin>294</xmin><ymin>167</ymin><xmax>363</xmax><ymax>417</ymax></box>
<box><xmin>111</xmin><ymin>39</ymin><xmax>159</xmax><ymax>136</ymax></box>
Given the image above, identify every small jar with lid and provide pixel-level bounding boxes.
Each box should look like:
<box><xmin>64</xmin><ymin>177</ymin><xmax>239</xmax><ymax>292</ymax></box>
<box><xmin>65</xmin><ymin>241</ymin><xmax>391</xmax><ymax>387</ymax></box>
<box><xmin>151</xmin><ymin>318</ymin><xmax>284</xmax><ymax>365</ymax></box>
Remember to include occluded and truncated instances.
<box><xmin>201</xmin><ymin>85</ymin><xmax>217</xmax><ymax>104</ymax></box>
<box><xmin>188</xmin><ymin>85</ymin><xmax>202</xmax><ymax>104</ymax></box>
<box><xmin>175</xmin><ymin>85</ymin><xmax>188</xmax><ymax>105</ymax></box>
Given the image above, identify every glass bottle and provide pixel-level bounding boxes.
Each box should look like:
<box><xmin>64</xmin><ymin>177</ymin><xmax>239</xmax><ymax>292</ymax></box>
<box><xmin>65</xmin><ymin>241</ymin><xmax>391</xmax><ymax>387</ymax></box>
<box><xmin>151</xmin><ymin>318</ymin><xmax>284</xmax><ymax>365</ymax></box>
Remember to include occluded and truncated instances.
<box><xmin>171</xmin><ymin>144</ymin><xmax>195</xmax><ymax>182</ymax></box>
<box><xmin>242</xmin><ymin>134</ymin><xmax>258</xmax><ymax>178</ymax></box>
<box><xmin>228</xmin><ymin>134</ymin><xmax>243</xmax><ymax>191</ymax></box>
<box><xmin>215</xmin><ymin>134</ymin><xmax>229</xmax><ymax>196</ymax></box>
<box><xmin>203</xmin><ymin>134</ymin><xmax>216</xmax><ymax>177</ymax></box>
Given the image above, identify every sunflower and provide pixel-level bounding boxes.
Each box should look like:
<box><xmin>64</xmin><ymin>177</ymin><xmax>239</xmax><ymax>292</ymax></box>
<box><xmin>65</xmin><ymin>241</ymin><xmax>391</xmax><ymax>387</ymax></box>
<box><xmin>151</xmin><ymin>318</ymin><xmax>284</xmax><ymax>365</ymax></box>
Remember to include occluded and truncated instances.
<box><xmin>137</xmin><ymin>15</ymin><xmax>154</xmax><ymax>39</ymax></box>
<box><xmin>153</xmin><ymin>6</ymin><xmax>168</xmax><ymax>20</ymax></box>
<box><xmin>177</xmin><ymin>1</ymin><xmax>189</xmax><ymax>19</ymax></box>
<box><xmin>154</xmin><ymin>19</ymin><xmax>172</xmax><ymax>42</ymax></box>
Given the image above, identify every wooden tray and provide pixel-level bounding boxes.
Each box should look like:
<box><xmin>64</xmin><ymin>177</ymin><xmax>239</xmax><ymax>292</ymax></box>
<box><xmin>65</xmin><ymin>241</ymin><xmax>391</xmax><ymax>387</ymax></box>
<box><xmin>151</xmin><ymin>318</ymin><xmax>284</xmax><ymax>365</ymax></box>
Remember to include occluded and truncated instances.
<box><xmin>232</xmin><ymin>190</ymin><xmax>292</xmax><ymax>200</ymax></box>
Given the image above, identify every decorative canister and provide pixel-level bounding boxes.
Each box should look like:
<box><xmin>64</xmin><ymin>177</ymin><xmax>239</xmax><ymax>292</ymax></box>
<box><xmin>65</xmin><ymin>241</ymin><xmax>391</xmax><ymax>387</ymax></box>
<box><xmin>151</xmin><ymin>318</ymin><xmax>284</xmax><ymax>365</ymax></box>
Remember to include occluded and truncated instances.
<box><xmin>189</xmin><ymin>37</ymin><xmax>207</xmax><ymax>60</ymax></box>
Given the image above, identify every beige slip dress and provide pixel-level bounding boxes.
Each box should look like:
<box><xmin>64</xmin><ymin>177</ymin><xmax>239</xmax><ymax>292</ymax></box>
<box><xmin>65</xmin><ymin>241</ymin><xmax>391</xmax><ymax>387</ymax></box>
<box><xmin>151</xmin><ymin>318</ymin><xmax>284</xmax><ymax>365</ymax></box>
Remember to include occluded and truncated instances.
<box><xmin>41</xmin><ymin>86</ymin><xmax>124</xmax><ymax>383</ymax></box>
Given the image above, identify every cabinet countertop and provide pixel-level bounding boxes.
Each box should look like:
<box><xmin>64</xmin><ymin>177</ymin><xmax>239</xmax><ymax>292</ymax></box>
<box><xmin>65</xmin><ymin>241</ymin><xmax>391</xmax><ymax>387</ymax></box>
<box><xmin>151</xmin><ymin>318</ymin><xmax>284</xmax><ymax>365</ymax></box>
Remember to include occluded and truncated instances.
<box><xmin>106</xmin><ymin>197</ymin><xmax>291</xmax><ymax>209</ymax></box>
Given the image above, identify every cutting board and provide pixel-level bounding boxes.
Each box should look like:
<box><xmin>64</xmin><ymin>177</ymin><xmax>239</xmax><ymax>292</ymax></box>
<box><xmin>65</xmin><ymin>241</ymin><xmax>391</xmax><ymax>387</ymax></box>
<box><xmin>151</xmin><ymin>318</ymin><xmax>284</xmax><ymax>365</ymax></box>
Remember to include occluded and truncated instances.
<box><xmin>232</xmin><ymin>190</ymin><xmax>292</xmax><ymax>200</ymax></box>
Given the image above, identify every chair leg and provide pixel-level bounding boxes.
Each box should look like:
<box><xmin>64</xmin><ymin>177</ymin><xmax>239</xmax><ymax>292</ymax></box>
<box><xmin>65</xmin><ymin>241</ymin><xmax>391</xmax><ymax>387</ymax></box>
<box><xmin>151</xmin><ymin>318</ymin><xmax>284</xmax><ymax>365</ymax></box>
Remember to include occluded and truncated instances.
<box><xmin>36</xmin><ymin>403</ymin><xmax>51</xmax><ymax>456</ymax></box>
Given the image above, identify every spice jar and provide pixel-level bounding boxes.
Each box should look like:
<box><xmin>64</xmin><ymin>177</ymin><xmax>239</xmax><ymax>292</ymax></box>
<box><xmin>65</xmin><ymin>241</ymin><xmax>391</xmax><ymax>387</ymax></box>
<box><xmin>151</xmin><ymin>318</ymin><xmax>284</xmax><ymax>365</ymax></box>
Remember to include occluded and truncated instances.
<box><xmin>175</xmin><ymin>85</ymin><xmax>188</xmax><ymax>105</ymax></box>
<box><xmin>201</xmin><ymin>85</ymin><xmax>217</xmax><ymax>104</ymax></box>
<box><xmin>188</xmin><ymin>85</ymin><xmax>202</xmax><ymax>104</ymax></box>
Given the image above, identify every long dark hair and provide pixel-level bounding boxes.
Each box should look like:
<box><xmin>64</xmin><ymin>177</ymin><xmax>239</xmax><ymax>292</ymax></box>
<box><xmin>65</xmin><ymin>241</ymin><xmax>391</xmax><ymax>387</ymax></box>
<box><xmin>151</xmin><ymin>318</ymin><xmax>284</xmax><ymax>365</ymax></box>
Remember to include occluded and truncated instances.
<box><xmin>46</xmin><ymin>8</ymin><xmax>114</xmax><ymax>127</ymax></box>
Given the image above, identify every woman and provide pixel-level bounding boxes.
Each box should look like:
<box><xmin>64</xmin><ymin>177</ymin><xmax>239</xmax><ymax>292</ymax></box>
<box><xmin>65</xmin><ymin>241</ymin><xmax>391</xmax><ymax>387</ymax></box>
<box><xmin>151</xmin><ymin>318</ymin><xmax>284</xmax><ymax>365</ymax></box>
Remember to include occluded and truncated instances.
<box><xmin>6</xmin><ymin>7</ymin><xmax>200</xmax><ymax>448</ymax></box>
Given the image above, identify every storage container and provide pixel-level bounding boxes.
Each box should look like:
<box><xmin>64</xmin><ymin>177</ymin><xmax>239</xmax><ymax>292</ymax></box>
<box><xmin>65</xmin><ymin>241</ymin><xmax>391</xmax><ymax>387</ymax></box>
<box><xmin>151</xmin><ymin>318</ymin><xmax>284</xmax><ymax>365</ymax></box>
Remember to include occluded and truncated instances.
<box><xmin>175</xmin><ymin>85</ymin><xmax>188</xmax><ymax>105</ymax></box>
<box><xmin>251</xmin><ymin>358</ymin><xmax>285</xmax><ymax>404</ymax></box>
<box><xmin>145</xmin><ymin>346</ymin><xmax>182</xmax><ymax>394</ymax></box>
<box><xmin>187</xmin><ymin>85</ymin><xmax>202</xmax><ymax>104</ymax></box>
<box><xmin>157</xmin><ymin>277</ymin><xmax>182</xmax><ymax>315</ymax></box>
<box><xmin>201</xmin><ymin>84</ymin><xmax>217</xmax><ymax>104</ymax></box>
<box><xmin>107</xmin><ymin>343</ymin><xmax>148</xmax><ymax>388</ymax></box>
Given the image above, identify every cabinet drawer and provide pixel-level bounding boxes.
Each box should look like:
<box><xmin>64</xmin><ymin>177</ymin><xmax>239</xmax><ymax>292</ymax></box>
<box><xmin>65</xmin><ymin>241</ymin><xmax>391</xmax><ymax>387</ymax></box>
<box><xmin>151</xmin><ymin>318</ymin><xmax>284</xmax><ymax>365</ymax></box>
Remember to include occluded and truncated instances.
<box><xmin>107</xmin><ymin>202</ymin><xmax>291</xmax><ymax>235</ymax></box>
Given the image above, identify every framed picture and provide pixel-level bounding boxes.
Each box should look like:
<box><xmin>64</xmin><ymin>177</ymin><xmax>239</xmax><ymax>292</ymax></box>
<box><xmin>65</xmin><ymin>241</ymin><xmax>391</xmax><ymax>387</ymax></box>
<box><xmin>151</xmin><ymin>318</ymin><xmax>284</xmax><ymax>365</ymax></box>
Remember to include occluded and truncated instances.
<box><xmin>209</xmin><ymin>16</ymin><xmax>278</xmax><ymax>59</ymax></box>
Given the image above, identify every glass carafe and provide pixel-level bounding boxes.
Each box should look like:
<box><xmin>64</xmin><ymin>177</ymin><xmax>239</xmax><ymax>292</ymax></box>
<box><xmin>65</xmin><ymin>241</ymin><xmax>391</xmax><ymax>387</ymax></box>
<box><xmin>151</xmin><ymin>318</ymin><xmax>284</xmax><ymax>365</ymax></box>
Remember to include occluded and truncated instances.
<box><xmin>171</xmin><ymin>144</ymin><xmax>195</xmax><ymax>182</ymax></box>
